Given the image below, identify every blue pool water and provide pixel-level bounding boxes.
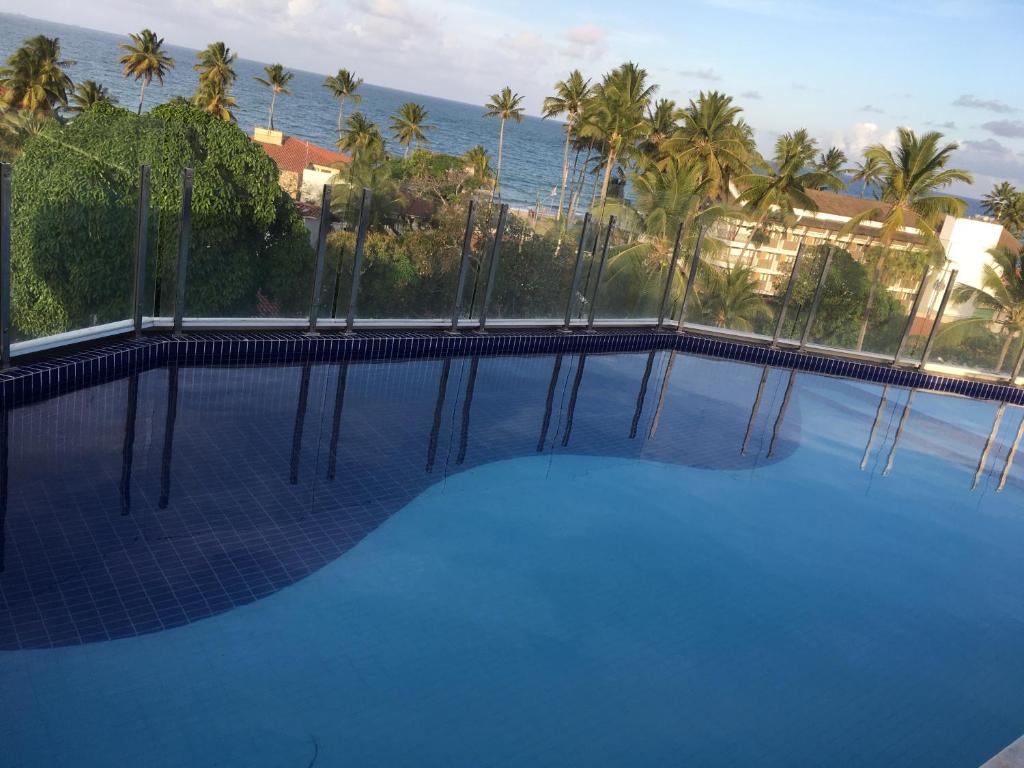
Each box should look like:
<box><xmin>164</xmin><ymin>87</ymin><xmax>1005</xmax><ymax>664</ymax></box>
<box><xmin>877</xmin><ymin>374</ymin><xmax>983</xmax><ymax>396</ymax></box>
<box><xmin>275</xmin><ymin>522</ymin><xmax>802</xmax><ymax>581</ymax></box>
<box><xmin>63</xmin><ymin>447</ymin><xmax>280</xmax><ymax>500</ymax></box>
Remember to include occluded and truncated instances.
<box><xmin>1</xmin><ymin>347</ymin><xmax>1023</xmax><ymax>766</ymax></box>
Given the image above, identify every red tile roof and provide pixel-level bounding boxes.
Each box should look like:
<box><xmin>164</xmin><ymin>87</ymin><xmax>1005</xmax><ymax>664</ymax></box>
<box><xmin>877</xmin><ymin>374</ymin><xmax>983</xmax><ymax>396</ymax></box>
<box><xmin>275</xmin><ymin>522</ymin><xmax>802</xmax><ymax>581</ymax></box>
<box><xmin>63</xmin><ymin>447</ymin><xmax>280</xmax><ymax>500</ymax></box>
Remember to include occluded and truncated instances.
<box><xmin>253</xmin><ymin>135</ymin><xmax>350</xmax><ymax>174</ymax></box>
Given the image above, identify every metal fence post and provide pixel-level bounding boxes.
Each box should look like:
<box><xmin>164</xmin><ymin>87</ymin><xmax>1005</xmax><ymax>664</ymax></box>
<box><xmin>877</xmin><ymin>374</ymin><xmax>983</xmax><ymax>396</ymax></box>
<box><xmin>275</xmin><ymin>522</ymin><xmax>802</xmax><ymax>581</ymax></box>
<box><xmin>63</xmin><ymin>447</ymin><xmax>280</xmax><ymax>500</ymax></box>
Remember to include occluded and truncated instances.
<box><xmin>918</xmin><ymin>269</ymin><xmax>957</xmax><ymax>369</ymax></box>
<box><xmin>676</xmin><ymin>225</ymin><xmax>706</xmax><ymax>333</ymax></box>
<box><xmin>131</xmin><ymin>165</ymin><xmax>151</xmax><ymax>337</ymax></box>
<box><xmin>656</xmin><ymin>221</ymin><xmax>686</xmax><ymax>329</ymax></box>
<box><xmin>1008</xmin><ymin>339</ymin><xmax>1024</xmax><ymax>385</ymax></box>
<box><xmin>344</xmin><ymin>188</ymin><xmax>372</xmax><ymax>335</ymax></box>
<box><xmin>307</xmin><ymin>184</ymin><xmax>333</xmax><ymax>334</ymax></box>
<box><xmin>172</xmin><ymin>168</ymin><xmax>193</xmax><ymax>336</ymax></box>
<box><xmin>476</xmin><ymin>203</ymin><xmax>509</xmax><ymax>333</ymax></box>
<box><xmin>586</xmin><ymin>216</ymin><xmax>616</xmax><ymax>332</ymax></box>
<box><xmin>799</xmin><ymin>247</ymin><xmax>834</xmax><ymax>350</ymax></box>
<box><xmin>560</xmin><ymin>212</ymin><xmax>592</xmax><ymax>332</ymax></box>
<box><xmin>892</xmin><ymin>264</ymin><xmax>930</xmax><ymax>364</ymax></box>
<box><xmin>0</xmin><ymin>163</ymin><xmax>11</xmax><ymax>367</ymax></box>
<box><xmin>771</xmin><ymin>240</ymin><xmax>805</xmax><ymax>345</ymax></box>
<box><xmin>448</xmin><ymin>200</ymin><xmax>477</xmax><ymax>334</ymax></box>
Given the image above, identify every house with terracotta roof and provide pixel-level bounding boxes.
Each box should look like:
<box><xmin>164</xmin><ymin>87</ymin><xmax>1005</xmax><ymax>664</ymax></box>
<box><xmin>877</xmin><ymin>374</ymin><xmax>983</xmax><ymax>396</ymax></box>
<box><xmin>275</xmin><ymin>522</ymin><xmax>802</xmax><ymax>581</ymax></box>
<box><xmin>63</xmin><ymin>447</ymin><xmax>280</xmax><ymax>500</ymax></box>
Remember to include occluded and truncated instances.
<box><xmin>251</xmin><ymin>127</ymin><xmax>350</xmax><ymax>204</ymax></box>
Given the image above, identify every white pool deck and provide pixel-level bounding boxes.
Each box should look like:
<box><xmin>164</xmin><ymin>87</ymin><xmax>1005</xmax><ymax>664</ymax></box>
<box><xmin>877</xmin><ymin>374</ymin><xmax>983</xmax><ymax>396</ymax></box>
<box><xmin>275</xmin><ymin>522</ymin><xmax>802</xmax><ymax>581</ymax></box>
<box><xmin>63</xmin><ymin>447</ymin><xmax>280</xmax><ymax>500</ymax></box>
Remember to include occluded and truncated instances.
<box><xmin>984</xmin><ymin>736</ymin><xmax>1024</xmax><ymax>767</ymax></box>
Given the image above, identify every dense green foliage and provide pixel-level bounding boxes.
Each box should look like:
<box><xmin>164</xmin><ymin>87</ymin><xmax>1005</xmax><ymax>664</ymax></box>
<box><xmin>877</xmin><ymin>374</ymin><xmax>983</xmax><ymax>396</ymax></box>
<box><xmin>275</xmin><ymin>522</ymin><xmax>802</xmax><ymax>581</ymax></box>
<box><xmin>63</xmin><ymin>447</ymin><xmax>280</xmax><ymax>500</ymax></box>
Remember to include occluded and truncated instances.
<box><xmin>10</xmin><ymin>101</ymin><xmax>312</xmax><ymax>336</ymax></box>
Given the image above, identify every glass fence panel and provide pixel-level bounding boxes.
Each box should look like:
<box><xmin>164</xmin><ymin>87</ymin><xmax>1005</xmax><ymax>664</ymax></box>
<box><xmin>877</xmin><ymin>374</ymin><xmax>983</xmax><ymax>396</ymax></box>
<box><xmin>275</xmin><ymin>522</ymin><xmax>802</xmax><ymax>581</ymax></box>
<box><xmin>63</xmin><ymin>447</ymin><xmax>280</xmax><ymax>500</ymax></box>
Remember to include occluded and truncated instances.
<box><xmin>183</xmin><ymin>119</ymin><xmax>318</xmax><ymax>319</ymax></box>
<box><xmin>895</xmin><ymin>268</ymin><xmax>953</xmax><ymax>364</ymax></box>
<box><xmin>929</xmin><ymin>274</ymin><xmax>1020</xmax><ymax>376</ymax></box>
<box><xmin>592</xmin><ymin>209</ymin><xmax>664</xmax><ymax>321</ymax></box>
<box><xmin>9</xmin><ymin>109</ymin><xmax>164</xmax><ymax>342</ymax></box>
<box><xmin>352</xmin><ymin>195</ymin><xmax>476</xmax><ymax>321</ymax></box>
<box><xmin>460</xmin><ymin>201</ymin><xmax>503</xmax><ymax>323</ymax></box>
<box><xmin>488</xmin><ymin>206</ymin><xmax>580</xmax><ymax>321</ymax></box>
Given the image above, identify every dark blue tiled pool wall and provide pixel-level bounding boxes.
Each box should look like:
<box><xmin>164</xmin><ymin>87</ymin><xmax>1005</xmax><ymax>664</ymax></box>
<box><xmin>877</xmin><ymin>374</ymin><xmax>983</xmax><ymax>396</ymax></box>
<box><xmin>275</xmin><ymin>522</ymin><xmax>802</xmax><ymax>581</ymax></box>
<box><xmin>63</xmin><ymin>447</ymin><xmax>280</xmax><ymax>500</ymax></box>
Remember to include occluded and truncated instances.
<box><xmin>2</xmin><ymin>328</ymin><xmax>1022</xmax><ymax>409</ymax></box>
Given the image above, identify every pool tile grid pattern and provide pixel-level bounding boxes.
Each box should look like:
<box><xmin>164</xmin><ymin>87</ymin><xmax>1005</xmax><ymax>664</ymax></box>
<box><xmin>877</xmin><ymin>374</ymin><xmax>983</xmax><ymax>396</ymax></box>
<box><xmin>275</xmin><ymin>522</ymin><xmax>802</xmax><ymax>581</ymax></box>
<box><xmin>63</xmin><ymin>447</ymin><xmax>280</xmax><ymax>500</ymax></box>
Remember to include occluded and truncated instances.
<box><xmin>1</xmin><ymin>328</ymin><xmax>1021</xmax><ymax>408</ymax></box>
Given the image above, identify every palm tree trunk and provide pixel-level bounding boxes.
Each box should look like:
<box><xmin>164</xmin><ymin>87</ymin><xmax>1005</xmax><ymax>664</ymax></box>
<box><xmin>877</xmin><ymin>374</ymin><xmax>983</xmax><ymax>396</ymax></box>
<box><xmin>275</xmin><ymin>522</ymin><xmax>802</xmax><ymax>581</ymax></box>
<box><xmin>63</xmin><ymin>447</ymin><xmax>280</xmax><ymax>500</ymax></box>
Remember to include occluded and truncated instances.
<box><xmin>599</xmin><ymin>146</ymin><xmax>617</xmax><ymax>203</ymax></box>
<box><xmin>268</xmin><ymin>91</ymin><xmax>277</xmax><ymax>130</ymax></box>
<box><xmin>856</xmin><ymin>266</ymin><xmax>882</xmax><ymax>351</ymax></box>
<box><xmin>336</xmin><ymin>96</ymin><xmax>345</xmax><ymax>133</ymax></box>
<box><xmin>492</xmin><ymin>118</ymin><xmax>505</xmax><ymax>202</ymax></box>
<box><xmin>564</xmin><ymin>144</ymin><xmax>582</xmax><ymax>220</ymax></box>
<box><xmin>569</xmin><ymin>142</ymin><xmax>594</xmax><ymax>220</ymax></box>
<box><xmin>137</xmin><ymin>80</ymin><xmax>147</xmax><ymax>115</ymax></box>
<box><xmin>557</xmin><ymin>125</ymin><xmax>571</xmax><ymax>221</ymax></box>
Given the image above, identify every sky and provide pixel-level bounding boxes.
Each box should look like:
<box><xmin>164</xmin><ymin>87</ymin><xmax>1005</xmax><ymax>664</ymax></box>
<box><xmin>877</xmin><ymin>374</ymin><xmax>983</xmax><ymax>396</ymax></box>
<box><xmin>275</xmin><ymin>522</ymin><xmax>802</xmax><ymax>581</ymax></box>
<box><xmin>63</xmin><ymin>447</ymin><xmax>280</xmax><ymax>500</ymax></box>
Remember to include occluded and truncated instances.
<box><xmin>2</xmin><ymin>0</ymin><xmax>1023</xmax><ymax>194</ymax></box>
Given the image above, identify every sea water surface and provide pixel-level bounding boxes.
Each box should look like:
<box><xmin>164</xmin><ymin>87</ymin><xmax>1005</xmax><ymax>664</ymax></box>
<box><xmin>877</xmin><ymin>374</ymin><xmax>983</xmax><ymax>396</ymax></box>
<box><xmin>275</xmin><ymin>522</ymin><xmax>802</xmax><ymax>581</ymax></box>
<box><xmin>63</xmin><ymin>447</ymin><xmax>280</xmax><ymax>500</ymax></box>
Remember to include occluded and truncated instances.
<box><xmin>0</xmin><ymin>13</ymin><xmax>569</xmax><ymax>210</ymax></box>
<box><xmin>0</xmin><ymin>347</ymin><xmax>1023</xmax><ymax>766</ymax></box>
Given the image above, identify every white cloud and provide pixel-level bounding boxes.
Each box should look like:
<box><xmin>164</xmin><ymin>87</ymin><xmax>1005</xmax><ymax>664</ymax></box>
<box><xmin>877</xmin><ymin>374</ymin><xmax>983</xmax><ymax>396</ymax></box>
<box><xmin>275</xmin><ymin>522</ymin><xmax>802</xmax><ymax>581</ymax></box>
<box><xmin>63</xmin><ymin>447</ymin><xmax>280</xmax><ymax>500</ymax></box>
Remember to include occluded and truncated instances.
<box><xmin>830</xmin><ymin>122</ymin><xmax>898</xmax><ymax>157</ymax></box>
<box><xmin>563</xmin><ymin>24</ymin><xmax>607</xmax><ymax>60</ymax></box>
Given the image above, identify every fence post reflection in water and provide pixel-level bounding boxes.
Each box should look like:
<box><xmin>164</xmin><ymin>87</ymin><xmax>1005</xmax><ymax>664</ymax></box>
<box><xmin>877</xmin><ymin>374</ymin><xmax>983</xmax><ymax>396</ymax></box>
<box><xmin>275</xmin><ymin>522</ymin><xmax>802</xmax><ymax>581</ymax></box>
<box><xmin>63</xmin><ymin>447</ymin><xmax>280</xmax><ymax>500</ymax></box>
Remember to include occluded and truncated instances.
<box><xmin>290</xmin><ymin>361</ymin><xmax>313</xmax><ymax>485</ymax></box>
<box><xmin>475</xmin><ymin>204</ymin><xmax>510</xmax><ymax>334</ymax></box>
<box><xmin>561</xmin><ymin>213</ymin><xmax>592</xmax><ymax>332</ymax></box>
<box><xmin>766</xmin><ymin>370</ymin><xmax>796</xmax><ymax>458</ymax></box>
<box><xmin>860</xmin><ymin>386</ymin><xmax>889</xmax><ymax>471</ymax></box>
<box><xmin>676</xmin><ymin>226</ymin><xmax>706</xmax><ymax>333</ymax></box>
<box><xmin>345</xmin><ymin>188</ymin><xmax>372</xmax><ymax>335</ymax></box>
<box><xmin>586</xmin><ymin>216</ymin><xmax>616</xmax><ymax>333</ymax></box>
<box><xmin>799</xmin><ymin>247</ymin><xmax>834</xmax><ymax>350</ymax></box>
<box><xmin>656</xmin><ymin>222</ymin><xmax>686</xmax><ymax>329</ymax></box>
<box><xmin>172</xmin><ymin>169</ymin><xmax>194</xmax><ymax>336</ymax></box>
<box><xmin>120</xmin><ymin>372</ymin><xmax>140</xmax><ymax>515</ymax></box>
<box><xmin>630</xmin><ymin>350</ymin><xmax>657</xmax><ymax>439</ymax></box>
<box><xmin>307</xmin><ymin>184</ymin><xmax>333</xmax><ymax>335</ymax></box>
<box><xmin>883</xmin><ymin>390</ymin><xmax>916</xmax><ymax>476</ymax></box>
<box><xmin>893</xmin><ymin>264</ymin><xmax>931</xmax><ymax>364</ymax></box>
<box><xmin>0</xmin><ymin>399</ymin><xmax>8</xmax><ymax>573</ymax></box>
<box><xmin>537</xmin><ymin>353</ymin><xmax>564</xmax><ymax>452</ymax></box>
<box><xmin>741</xmin><ymin>367</ymin><xmax>771</xmax><ymax>456</ymax></box>
<box><xmin>772</xmin><ymin>240</ymin><xmax>805</xmax><ymax>346</ymax></box>
<box><xmin>426</xmin><ymin>358</ymin><xmax>451</xmax><ymax>472</ymax></box>
<box><xmin>131</xmin><ymin>166</ymin><xmax>151</xmax><ymax>338</ymax></box>
<box><xmin>328</xmin><ymin>361</ymin><xmax>350</xmax><ymax>481</ymax></box>
<box><xmin>159</xmin><ymin>363</ymin><xmax>180</xmax><ymax>509</ymax></box>
<box><xmin>456</xmin><ymin>356</ymin><xmax>481</xmax><ymax>464</ymax></box>
<box><xmin>998</xmin><ymin>410</ymin><xmax>1024</xmax><ymax>491</ymax></box>
<box><xmin>448</xmin><ymin>201</ymin><xmax>478</xmax><ymax>334</ymax></box>
<box><xmin>562</xmin><ymin>353</ymin><xmax>588</xmax><ymax>447</ymax></box>
<box><xmin>973</xmin><ymin>403</ymin><xmax>1006</xmax><ymax>490</ymax></box>
<box><xmin>648</xmin><ymin>350</ymin><xmax>677</xmax><ymax>439</ymax></box>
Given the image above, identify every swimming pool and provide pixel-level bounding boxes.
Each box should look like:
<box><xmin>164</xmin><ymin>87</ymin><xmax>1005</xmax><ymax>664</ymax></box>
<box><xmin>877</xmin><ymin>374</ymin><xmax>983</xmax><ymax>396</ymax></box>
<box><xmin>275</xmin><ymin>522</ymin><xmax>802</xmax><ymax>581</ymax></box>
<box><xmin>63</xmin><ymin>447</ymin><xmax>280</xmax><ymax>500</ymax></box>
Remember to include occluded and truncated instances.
<box><xmin>1</xmin><ymin>333</ymin><xmax>1023</xmax><ymax>767</ymax></box>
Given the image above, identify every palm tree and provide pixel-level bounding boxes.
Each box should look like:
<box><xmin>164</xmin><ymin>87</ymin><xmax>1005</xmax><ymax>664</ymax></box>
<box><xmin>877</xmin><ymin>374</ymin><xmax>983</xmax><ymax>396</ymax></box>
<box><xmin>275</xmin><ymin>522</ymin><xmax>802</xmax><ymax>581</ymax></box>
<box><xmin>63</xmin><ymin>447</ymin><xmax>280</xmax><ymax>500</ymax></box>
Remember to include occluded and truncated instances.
<box><xmin>698</xmin><ymin>263</ymin><xmax>772</xmax><ymax>331</ymax></box>
<box><xmin>67</xmin><ymin>80</ymin><xmax>115</xmax><ymax>114</ymax></box>
<box><xmin>0</xmin><ymin>35</ymin><xmax>74</xmax><ymax>116</ymax></box>
<box><xmin>463</xmin><ymin>145</ymin><xmax>493</xmax><ymax>189</ymax></box>
<box><xmin>253</xmin><ymin>63</ymin><xmax>293</xmax><ymax>130</ymax></box>
<box><xmin>948</xmin><ymin>245</ymin><xmax>1024</xmax><ymax>371</ymax></box>
<box><xmin>542</xmin><ymin>70</ymin><xmax>592</xmax><ymax>220</ymax></box>
<box><xmin>813</xmin><ymin>147</ymin><xmax>848</xmax><ymax>191</ymax></box>
<box><xmin>850</xmin><ymin>155</ymin><xmax>884</xmax><ymax>198</ymax></box>
<box><xmin>662</xmin><ymin>91</ymin><xmax>755</xmax><ymax>204</ymax></box>
<box><xmin>118</xmin><ymin>29</ymin><xmax>174</xmax><ymax>114</ymax></box>
<box><xmin>982</xmin><ymin>182</ymin><xmax>1023</xmax><ymax>234</ymax></box>
<box><xmin>323</xmin><ymin>69</ymin><xmax>363</xmax><ymax>133</ymax></box>
<box><xmin>192</xmin><ymin>78</ymin><xmax>237</xmax><ymax>121</ymax></box>
<box><xmin>193</xmin><ymin>42</ymin><xmax>236</xmax><ymax>90</ymax></box>
<box><xmin>483</xmin><ymin>86</ymin><xmax>525</xmax><ymax>201</ymax></box>
<box><xmin>337</xmin><ymin>112</ymin><xmax>385</xmax><ymax>159</ymax></box>
<box><xmin>637</xmin><ymin>98</ymin><xmax>678</xmax><ymax>170</ymax></box>
<box><xmin>582</xmin><ymin>63</ymin><xmax>655</xmax><ymax>204</ymax></box>
<box><xmin>839</xmin><ymin>128</ymin><xmax>973</xmax><ymax>349</ymax></box>
<box><xmin>389</xmin><ymin>102</ymin><xmax>433</xmax><ymax>157</ymax></box>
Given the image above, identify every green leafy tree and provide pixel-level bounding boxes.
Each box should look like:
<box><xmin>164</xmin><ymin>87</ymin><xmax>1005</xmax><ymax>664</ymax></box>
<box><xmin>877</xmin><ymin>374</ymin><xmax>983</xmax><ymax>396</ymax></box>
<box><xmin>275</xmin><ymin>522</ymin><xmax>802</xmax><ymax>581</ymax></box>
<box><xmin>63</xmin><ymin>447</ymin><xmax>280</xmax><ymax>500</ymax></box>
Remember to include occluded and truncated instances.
<box><xmin>697</xmin><ymin>263</ymin><xmax>771</xmax><ymax>331</ymax></box>
<box><xmin>118</xmin><ymin>29</ymin><xmax>175</xmax><ymax>114</ymax></box>
<box><xmin>981</xmin><ymin>181</ymin><xmax>1024</xmax><ymax>237</ymax></box>
<box><xmin>583</xmin><ymin>63</ymin><xmax>655</xmax><ymax>203</ymax></box>
<box><xmin>945</xmin><ymin>245</ymin><xmax>1024</xmax><ymax>370</ymax></box>
<box><xmin>849</xmin><ymin>155</ymin><xmax>883</xmax><ymax>198</ymax></box>
<box><xmin>0</xmin><ymin>35</ymin><xmax>75</xmax><ymax>116</ymax></box>
<box><xmin>541</xmin><ymin>70</ymin><xmax>592</xmax><ymax>219</ymax></box>
<box><xmin>662</xmin><ymin>91</ymin><xmax>756</xmax><ymax>203</ymax></box>
<box><xmin>67</xmin><ymin>80</ymin><xmax>116</xmax><ymax>115</ymax></box>
<box><xmin>637</xmin><ymin>98</ymin><xmax>678</xmax><ymax>170</ymax></box>
<box><xmin>254</xmin><ymin>63</ymin><xmax>293</xmax><ymax>130</ymax></box>
<box><xmin>839</xmin><ymin>128</ymin><xmax>972</xmax><ymax>349</ymax></box>
<box><xmin>813</xmin><ymin>147</ymin><xmax>848</xmax><ymax>191</ymax></box>
<box><xmin>389</xmin><ymin>102</ymin><xmax>433</xmax><ymax>157</ymax></box>
<box><xmin>192</xmin><ymin>78</ymin><xmax>237</xmax><ymax>122</ymax></box>
<box><xmin>9</xmin><ymin>101</ymin><xmax>313</xmax><ymax>335</ymax></box>
<box><xmin>463</xmin><ymin>145</ymin><xmax>492</xmax><ymax>188</ymax></box>
<box><xmin>323</xmin><ymin>69</ymin><xmax>363</xmax><ymax>133</ymax></box>
<box><xmin>337</xmin><ymin>112</ymin><xmax>385</xmax><ymax>160</ymax></box>
<box><xmin>483</xmin><ymin>86</ymin><xmax>525</xmax><ymax>201</ymax></box>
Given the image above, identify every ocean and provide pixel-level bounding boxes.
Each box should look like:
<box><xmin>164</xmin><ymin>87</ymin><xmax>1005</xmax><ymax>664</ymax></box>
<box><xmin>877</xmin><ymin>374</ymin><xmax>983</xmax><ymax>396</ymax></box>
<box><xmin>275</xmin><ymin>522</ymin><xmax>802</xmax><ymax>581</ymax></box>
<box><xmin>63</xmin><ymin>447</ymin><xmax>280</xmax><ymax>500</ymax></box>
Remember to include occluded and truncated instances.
<box><xmin>1</xmin><ymin>13</ymin><xmax>984</xmax><ymax>215</ymax></box>
<box><xmin>0</xmin><ymin>12</ymin><xmax>569</xmax><ymax>210</ymax></box>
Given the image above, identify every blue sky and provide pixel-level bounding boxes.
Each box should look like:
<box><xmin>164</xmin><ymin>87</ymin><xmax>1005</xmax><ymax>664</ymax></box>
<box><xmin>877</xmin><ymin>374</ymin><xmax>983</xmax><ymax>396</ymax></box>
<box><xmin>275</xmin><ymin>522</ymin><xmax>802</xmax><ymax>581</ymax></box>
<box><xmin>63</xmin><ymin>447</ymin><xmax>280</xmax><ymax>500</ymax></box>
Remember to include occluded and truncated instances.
<box><xmin>4</xmin><ymin>0</ymin><xmax>1022</xmax><ymax>193</ymax></box>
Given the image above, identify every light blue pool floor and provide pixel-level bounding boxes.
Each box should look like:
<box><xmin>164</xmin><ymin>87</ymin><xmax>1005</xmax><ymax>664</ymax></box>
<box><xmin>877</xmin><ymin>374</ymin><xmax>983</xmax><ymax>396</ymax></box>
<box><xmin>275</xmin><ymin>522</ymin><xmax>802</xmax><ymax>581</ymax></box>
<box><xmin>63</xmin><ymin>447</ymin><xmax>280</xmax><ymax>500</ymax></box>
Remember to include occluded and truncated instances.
<box><xmin>2</xmin><ymin>351</ymin><xmax>1024</xmax><ymax>767</ymax></box>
